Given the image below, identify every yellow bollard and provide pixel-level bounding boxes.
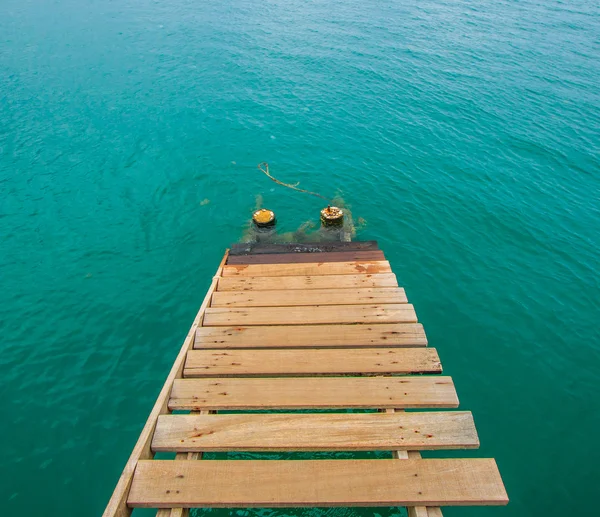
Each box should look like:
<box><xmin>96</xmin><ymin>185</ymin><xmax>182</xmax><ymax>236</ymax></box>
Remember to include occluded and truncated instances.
<box><xmin>253</xmin><ymin>208</ymin><xmax>276</xmax><ymax>227</ymax></box>
<box><xmin>320</xmin><ymin>206</ymin><xmax>344</xmax><ymax>227</ymax></box>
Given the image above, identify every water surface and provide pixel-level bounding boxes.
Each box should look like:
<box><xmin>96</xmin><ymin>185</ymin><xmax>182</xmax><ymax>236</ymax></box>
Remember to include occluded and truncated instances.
<box><xmin>1</xmin><ymin>0</ymin><xmax>599</xmax><ymax>515</ymax></box>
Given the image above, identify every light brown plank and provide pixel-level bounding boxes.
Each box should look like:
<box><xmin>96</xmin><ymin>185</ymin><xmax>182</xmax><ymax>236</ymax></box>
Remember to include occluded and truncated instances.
<box><xmin>128</xmin><ymin>458</ymin><xmax>508</xmax><ymax>507</ymax></box>
<box><xmin>157</xmin><ymin>410</ymin><xmax>213</xmax><ymax>517</ymax></box>
<box><xmin>194</xmin><ymin>323</ymin><xmax>428</xmax><ymax>349</ymax></box>
<box><xmin>156</xmin><ymin>509</ymin><xmax>185</xmax><ymax>517</ymax></box>
<box><xmin>221</xmin><ymin>261</ymin><xmax>392</xmax><ymax>277</ymax></box>
<box><xmin>203</xmin><ymin>304</ymin><xmax>417</xmax><ymax>326</ymax></box>
<box><xmin>217</xmin><ymin>273</ymin><xmax>399</xmax><ymax>291</ymax></box>
<box><xmin>169</xmin><ymin>376</ymin><xmax>458</xmax><ymax>410</ymax></box>
<box><xmin>386</xmin><ymin>408</ymin><xmax>441</xmax><ymax>517</ymax></box>
<box><xmin>152</xmin><ymin>411</ymin><xmax>478</xmax><ymax>452</ymax></box>
<box><xmin>102</xmin><ymin>252</ymin><xmax>229</xmax><ymax>517</ymax></box>
<box><xmin>211</xmin><ymin>287</ymin><xmax>408</xmax><ymax>307</ymax></box>
<box><xmin>184</xmin><ymin>348</ymin><xmax>441</xmax><ymax>377</ymax></box>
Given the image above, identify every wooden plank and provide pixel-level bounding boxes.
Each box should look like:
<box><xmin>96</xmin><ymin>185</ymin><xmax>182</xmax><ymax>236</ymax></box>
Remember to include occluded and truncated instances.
<box><xmin>102</xmin><ymin>252</ymin><xmax>229</xmax><ymax>517</ymax></box>
<box><xmin>387</xmin><ymin>408</ymin><xmax>441</xmax><ymax>517</ymax></box>
<box><xmin>229</xmin><ymin>240</ymin><xmax>379</xmax><ymax>255</ymax></box>
<box><xmin>195</xmin><ymin>323</ymin><xmax>428</xmax><ymax>349</ymax></box>
<box><xmin>169</xmin><ymin>376</ymin><xmax>458</xmax><ymax>410</ymax></box>
<box><xmin>128</xmin><ymin>458</ymin><xmax>508</xmax><ymax>507</ymax></box>
<box><xmin>420</xmin><ymin>509</ymin><xmax>443</xmax><ymax>517</ymax></box>
<box><xmin>211</xmin><ymin>287</ymin><xmax>408</xmax><ymax>307</ymax></box>
<box><xmin>156</xmin><ymin>509</ymin><xmax>184</xmax><ymax>517</ymax></box>
<box><xmin>203</xmin><ymin>304</ymin><xmax>417</xmax><ymax>326</ymax></box>
<box><xmin>157</xmin><ymin>410</ymin><xmax>212</xmax><ymax>517</ymax></box>
<box><xmin>152</xmin><ymin>411</ymin><xmax>479</xmax><ymax>452</ymax></box>
<box><xmin>184</xmin><ymin>348</ymin><xmax>441</xmax><ymax>377</ymax></box>
<box><xmin>217</xmin><ymin>273</ymin><xmax>399</xmax><ymax>291</ymax></box>
<box><xmin>222</xmin><ymin>261</ymin><xmax>392</xmax><ymax>277</ymax></box>
<box><xmin>227</xmin><ymin>250</ymin><xmax>385</xmax><ymax>265</ymax></box>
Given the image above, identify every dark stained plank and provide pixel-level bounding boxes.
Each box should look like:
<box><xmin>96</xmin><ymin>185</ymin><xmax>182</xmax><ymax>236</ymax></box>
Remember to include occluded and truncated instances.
<box><xmin>227</xmin><ymin>250</ymin><xmax>385</xmax><ymax>265</ymax></box>
<box><xmin>229</xmin><ymin>241</ymin><xmax>379</xmax><ymax>256</ymax></box>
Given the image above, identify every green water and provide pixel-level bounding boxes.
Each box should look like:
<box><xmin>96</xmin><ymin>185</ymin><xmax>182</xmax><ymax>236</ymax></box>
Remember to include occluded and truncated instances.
<box><xmin>1</xmin><ymin>0</ymin><xmax>599</xmax><ymax>515</ymax></box>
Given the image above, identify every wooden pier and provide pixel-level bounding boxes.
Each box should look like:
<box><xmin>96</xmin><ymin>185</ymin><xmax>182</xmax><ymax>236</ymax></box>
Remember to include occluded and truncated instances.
<box><xmin>104</xmin><ymin>241</ymin><xmax>508</xmax><ymax>516</ymax></box>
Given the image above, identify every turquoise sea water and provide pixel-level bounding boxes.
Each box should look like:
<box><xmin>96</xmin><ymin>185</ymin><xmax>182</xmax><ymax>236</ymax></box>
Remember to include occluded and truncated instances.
<box><xmin>1</xmin><ymin>0</ymin><xmax>599</xmax><ymax>515</ymax></box>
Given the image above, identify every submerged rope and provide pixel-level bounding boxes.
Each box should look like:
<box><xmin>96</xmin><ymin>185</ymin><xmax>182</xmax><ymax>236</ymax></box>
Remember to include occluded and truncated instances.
<box><xmin>258</xmin><ymin>162</ymin><xmax>330</xmax><ymax>202</ymax></box>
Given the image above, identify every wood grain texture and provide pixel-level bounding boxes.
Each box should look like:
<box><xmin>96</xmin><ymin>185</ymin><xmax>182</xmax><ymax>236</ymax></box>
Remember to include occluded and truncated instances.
<box><xmin>157</xmin><ymin>410</ymin><xmax>212</xmax><ymax>517</ymax></box>
<box><xmin>387</xmin><ymin>408</ymin><xmax>440</xmax><ymax>517</ymax></box>
<box><xmin>184</xmin><ymin>348</ymin><xmax>441</xmax><ymax>377</ymax></box>
<box><xmin>128</xmin><ymin>459</ymin><xmax>508</xmax><ymax>507</ymax></box>
<box><xmin>211</xmin><ymin>287</ymin><xmax>407</xmax><ymax>307</ymax></box>
<box><xmin>217</xmin><ymin>273</ymin><xmax>399</xmax><ymax>291</ymax></box>
<box><xmin>203</xmin><ymin>304</ymin><xmax>417</xmax><ymax>326</ymax></box>
<box><xmin>169</xmin><ymin>376</ymin><xmax>458</xmax><ymax>410</ymax></box>
<box><xmin>194</xmin><ymin>323</ymin><xmax>428</xmax><ymax>349</ymax></box>
<box><xmin>103</xmin><ymin>240</ymin><xmax>509</xmax><ymax>515</ymax></box>
<box><xmin>229</xmin><ymin>241</ymin><xmax>379</xmax><ymax>255</ymax></box>
<box><xmin>221</xmin><ymin>261</ymin><xmax>392</xmax><ymax>277</ymax></box>
<box><xmin>227</xmin><ymin>250</ymin><xmax>385</xmax><ymax>265</ymax></box>
<box><xmin>156</xmin><ymin>509</ymin><xmax>185</xmax><ymax>517</ymax></box>
<box><xmin>152</xmin><ymin>411</ymin><xmax>479</xmax><ymax>452</ymax></box>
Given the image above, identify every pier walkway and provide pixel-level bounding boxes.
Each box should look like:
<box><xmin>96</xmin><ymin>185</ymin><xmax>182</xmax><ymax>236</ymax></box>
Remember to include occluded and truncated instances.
<box><xmin>103</xmin><ymin>241</ymin><xmax>508</xmax><ymax>517</ymax></box>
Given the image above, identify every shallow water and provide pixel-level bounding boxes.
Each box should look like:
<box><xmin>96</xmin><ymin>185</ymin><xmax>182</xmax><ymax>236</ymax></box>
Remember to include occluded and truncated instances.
<box><xmin>1</xmin><ymin>0</ymin><xmax>599</xmax><ymax>515</ymax></box>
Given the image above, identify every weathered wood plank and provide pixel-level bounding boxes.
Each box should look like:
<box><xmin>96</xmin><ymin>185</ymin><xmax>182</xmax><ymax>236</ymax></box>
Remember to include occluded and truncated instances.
<box><xmin>157</xmin><ymin>410</ymin><xmax>212</xmax><ymax>517</ymax></box>
<box><xmin>203</xmin><ymin>304</ymin><xmax>417</xmax><ymax>326</ymax></box>
<box><xmin>229</xmin><ymin>241</ymin><xmax>379</xmax><ymax>256</ymax></box>
<box><xmin>156</xmin><ymin>509</ymin><xmax>184</xmax><ymax>517</ymax></box>
<box><xmin>387</xmin><ymin>408</ymin><xmax>441</xmax><ymax>517</ymax></box>
<box><xmin>128</xmin><ymin>459</ymin><xmax>508</xmax><ymax>507</ymax></box>
<box><xmin>211</xmin><ymin>287</ymin><xmax>408</xmax><ymax>307</ymax></box>
<box><xmin>152</xmin><ymin>411</ymin><xmax>478</xmax><ymax>452</ymax></box>
<box><xmin>194</xmin><ymin>323</ymin><xmax>428</xmax><ymax>349</ymax></box>
<box><xmin>217</xmin><ymin>273</ymin><xmax>399</xmax><ymax>291</ymax></box>
<box><xmin>169</xmin><ymin>376</ymin><xmax>458</xmax><ymax>410</ymax></box>
<box><xmin>184</xmin><ymin>348</ymin><xmax>441</xmax><ymax>377</ymax></box>
<box><xmin>222</xmin><ymin>261</ymin><xmax>392</xmax><ymax>277</ymax></box>
<box><xmin>227</xmin><ymin>250</ymin><xmax>385</xmax><ymax>265</ymax></box>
